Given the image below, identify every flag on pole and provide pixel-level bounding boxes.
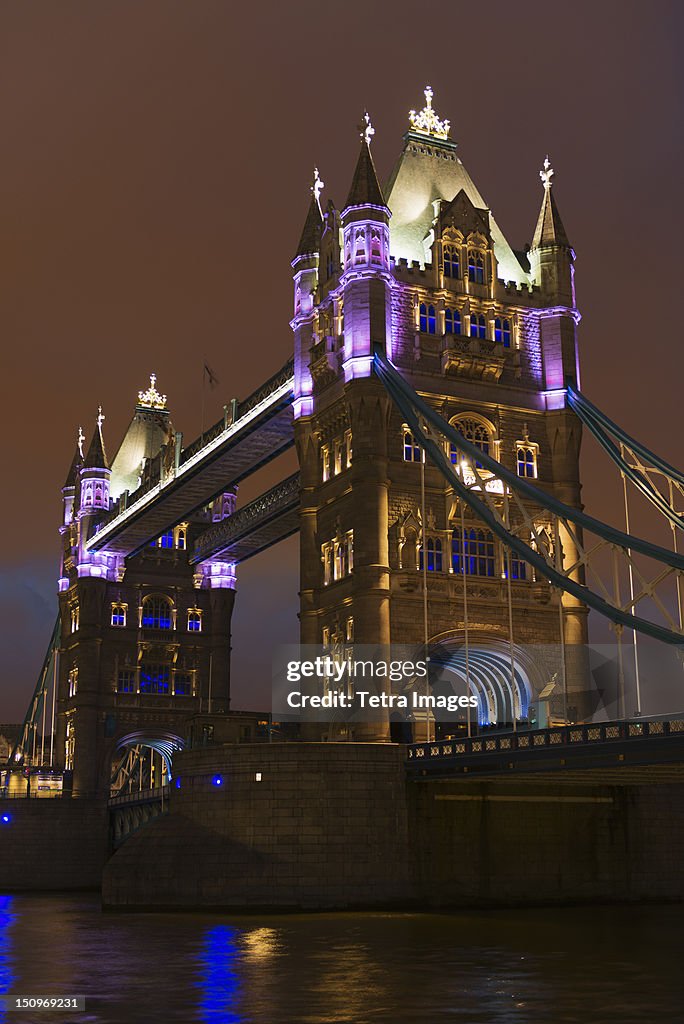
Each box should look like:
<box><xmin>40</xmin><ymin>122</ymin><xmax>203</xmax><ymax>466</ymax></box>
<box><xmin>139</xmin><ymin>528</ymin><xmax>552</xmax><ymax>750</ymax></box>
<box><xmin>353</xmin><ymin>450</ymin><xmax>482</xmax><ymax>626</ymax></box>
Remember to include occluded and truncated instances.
<box><xmin>203</xmin><ymin>362</ymin><xmax>219</xmax><ymax>389</ymax></box>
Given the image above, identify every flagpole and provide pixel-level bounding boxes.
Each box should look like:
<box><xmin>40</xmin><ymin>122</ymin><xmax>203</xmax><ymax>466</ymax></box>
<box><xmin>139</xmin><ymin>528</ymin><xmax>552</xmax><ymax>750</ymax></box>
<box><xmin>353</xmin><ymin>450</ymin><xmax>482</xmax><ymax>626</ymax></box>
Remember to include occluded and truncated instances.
<box><xmin>201</xmin><ymin>361</ymin><xmax>207</xmax><ymax>446</ymax></box>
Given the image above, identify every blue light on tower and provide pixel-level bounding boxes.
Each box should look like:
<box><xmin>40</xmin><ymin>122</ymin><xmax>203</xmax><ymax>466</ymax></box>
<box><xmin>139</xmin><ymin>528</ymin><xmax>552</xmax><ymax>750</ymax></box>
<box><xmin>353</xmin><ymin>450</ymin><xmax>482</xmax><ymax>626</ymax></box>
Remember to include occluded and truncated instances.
<box><xmin>1</xmin><ymin>814</ymin><xmax>10</xmax><ymax>825</ymax></box>
<box><xmin>212</xmin><ymin>775</ymin><xmax>223</xmax><ymax>787</ymax></box>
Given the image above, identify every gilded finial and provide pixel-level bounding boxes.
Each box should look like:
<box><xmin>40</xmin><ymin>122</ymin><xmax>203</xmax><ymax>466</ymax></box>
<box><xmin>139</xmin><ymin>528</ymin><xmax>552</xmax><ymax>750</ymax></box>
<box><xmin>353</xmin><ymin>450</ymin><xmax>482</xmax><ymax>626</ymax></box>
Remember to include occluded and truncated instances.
<box><xmin>540</xmin><ymin>155</ymin><xmax>554</xmax><ymax>191</ymax></box>
<box><xmin>97</xmin><ymin>406</ymin><xmax>105</xmax><ymax>430</ymax></box>
<box><xmin>358</xmin><ymin>111</ymin><xmax>375</xmax><ymax>146</ymax></box>
<box><xmin>138</xmin><ymin>373</ymin><xmax>167</xmax><ymax>410</ymax></box>
<box><xmin>409</xmin><ymin>85</ymin><xmax>450</xmax><ymax>140</ymax></box>
<box><xmin>77</xmin><ymin>426</ymin><xmax>84</xmax><ymax>459</ymax></box>
<box><xmin>311</xmin><ymin>167</ymin><xmax>324</xmax><ymax>208</ymax></box>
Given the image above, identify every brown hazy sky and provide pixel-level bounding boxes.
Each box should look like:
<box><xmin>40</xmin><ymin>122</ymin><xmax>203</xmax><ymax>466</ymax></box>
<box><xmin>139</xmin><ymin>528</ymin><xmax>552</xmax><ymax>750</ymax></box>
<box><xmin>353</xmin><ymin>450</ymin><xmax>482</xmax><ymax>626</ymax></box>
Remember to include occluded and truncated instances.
<box><xmin>1</xmin><ymin>1</ymin><xmax>682</xmax><ymax>719</ymax></box>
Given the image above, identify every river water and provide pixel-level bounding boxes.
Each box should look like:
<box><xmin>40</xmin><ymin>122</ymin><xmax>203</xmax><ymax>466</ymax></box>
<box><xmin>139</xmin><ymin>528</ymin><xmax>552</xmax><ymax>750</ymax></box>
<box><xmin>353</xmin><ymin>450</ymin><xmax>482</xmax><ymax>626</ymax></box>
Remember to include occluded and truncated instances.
<box><xmin>0</xmin><ymin>895</ymin><xmax>679</xmax><ymax>1023</ymax></box>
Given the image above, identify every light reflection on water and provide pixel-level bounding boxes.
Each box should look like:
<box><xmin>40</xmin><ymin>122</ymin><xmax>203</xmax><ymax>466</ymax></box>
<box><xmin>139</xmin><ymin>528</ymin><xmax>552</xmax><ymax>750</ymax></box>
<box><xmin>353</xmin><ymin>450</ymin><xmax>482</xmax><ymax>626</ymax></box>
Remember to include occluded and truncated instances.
<box><xmin>0</xmin><ymin>895</ymin><xmax>681</xmax><ymax>1023</ymax></box>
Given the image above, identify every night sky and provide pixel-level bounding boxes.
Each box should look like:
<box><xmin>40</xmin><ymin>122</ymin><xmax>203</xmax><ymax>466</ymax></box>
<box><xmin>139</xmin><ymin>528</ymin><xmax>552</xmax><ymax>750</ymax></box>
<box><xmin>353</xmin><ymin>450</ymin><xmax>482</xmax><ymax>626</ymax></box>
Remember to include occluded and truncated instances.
<box><xmin>1</xmin><ymin>1</ymin><xmax>682</xmax><ymax>721</ymax></box>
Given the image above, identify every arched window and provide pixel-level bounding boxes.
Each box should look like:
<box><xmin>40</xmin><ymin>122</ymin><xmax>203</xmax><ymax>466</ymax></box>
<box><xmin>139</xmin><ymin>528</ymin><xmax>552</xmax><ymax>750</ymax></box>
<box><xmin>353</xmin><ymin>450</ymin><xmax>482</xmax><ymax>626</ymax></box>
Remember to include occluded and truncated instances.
<box><xmin>419</xmin><ymin>537</ymin><xmax>443</xmax><ymax>572</ymax></box>
<box><xmin>174</xmin><ymin>672</ymin><xmax>192</xmax><ymax>696</ymax></box>
<box><xmin>452</xmin><ymin>527</ymin><xmax>495</xmax><ymax>576</ymax></box>
<box><xmin>403</xmin><ymin>429</ymin><xmax>422</xmax><ymax>463</ymax></box>
<box><xmin>444</xmin><ymin>245</ymin><xmax>460</xmax><ymax>278</ymax></box>
<box><xmin>140</xmin><ymin>662</ymin><xmax>170</xmax><ymax>695</ymax></box>
<box><xmin>187</xmin><ymin>609</ymin><xmax>202</xmax><ymax>632</ymax></box>
<box><xmin>159</xmin><ymin>530</ymin><xmax>174</xmax><ymax>549</ymax></box>
<box><xmin>176</xmin><ymin>528</ymin><xmax>186</xmax><ymax>551</ymax></box>
<box><xmin>470</xmin><ymin>313</ymin><xmax>486</xmax><ymax>339</ymax></box>
<box><xmin>495</xmin><ymin>317</ymin><xmax>512</xmax><ymax>347</ymax></box>
<box><xmin>504</xmin><ymin>551</ymin><xmax>528</xmax><ymax>581</ymax></box>
<box><xmin>117</xmin><ymin>669</ymin><xmax>135</xmax><ymax>694</ymax></box>
<box><xmin>449</xmin><ymin>417</ymin><xmax>493</xmax><ymax>469</ymax></box>
<box><xmin>419</xmin><ymin>303</ymin><xmax>436</xmax><ymax>334</ymax></box>
<box><xmin>517</xmin><ymin>446</ymin><xmax>537</xmax><ymax>478</ymax></box>
<box><xmin>111</xmin><ymin>603</ymin><xmax>127</xmax><ymax>627</ymax></box>
<box><xmin>445</xmin><ymin>308</ymin><xmax>461</xmax><ymax>335</ymax></box>
<box><xmin>142</xmin><ymin>596</ymin><xmax>173</xmax><ymax>629</ymax></box>
<box><xmin>468</xmin><ymin>251</ymin><xmax>485</xmax><ymax>284</ymax></box>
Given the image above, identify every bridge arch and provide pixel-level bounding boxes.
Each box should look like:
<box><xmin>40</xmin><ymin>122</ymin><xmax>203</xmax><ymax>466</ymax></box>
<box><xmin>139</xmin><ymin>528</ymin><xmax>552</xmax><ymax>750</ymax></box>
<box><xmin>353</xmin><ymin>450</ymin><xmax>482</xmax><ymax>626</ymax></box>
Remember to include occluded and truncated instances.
<box><xmin>110</xmin><ymin>730</ymin><xmax>185</xmax><ymax>795</ymax></box>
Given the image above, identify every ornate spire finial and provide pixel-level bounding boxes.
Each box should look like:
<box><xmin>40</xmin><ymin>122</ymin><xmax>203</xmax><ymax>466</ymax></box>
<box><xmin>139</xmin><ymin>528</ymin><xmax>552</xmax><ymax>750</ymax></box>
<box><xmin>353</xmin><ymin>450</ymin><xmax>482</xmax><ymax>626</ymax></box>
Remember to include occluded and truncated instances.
<box><xmin>540</xmin><ymin>155</ymin><xmax>554</xmax><ymax>191</ymax></box>
<box><xmin>408</xmin><ymin>85</ymin><xmax>450</xmax><ymax>140</ymax></box>
<box><xmin>97</xmin><ymin>406</ymin><xmax>105</xmax><ymax>430</ymax></box>
<box><xmin>311</xmin><ymin>167</ymin><xmax>324</xmax><ymax>208</ymax></box>
<box><xmin>358</xmin><ymin>111</ymin><xmax>375</xmax><ymax>146</ymax></box>
<box><xmin>138</xmin><ymin>373</ymin><xmax>167</xmax><ymax>410</ymax></box>
<box><xmin>77</xmin><ymin>426</ymin><xmax>84</xmax><ymax>459</ymax></box>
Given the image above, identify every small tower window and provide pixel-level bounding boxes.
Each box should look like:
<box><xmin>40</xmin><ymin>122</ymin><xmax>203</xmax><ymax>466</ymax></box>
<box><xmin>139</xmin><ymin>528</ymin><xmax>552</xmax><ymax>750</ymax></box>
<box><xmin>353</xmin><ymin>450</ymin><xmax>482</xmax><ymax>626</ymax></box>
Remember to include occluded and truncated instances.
<box><xmin>142</xmin><ymin>596</ymin><xmax>173</xmax><ymax>629</ymax></box>
<box><xmin>187</xmin><ymin>608</ymin><xmax>202</xmax><ymax>632</ymax></box>
<box><xmin>117</xmin><ymin>669</ymin><xmax>136</xmax><ymax>694</ymax></box>
<box><xmin>174</xmin><ymin>671</ymin><xmax>193</xmax><ymax>696</ymax></box>
<box><xmin>419</xmin><ymin>303</ymin><xmax>436</xmax><ymax>334</ymax></box>
<box><xmin>65</xmin><ymin>719</ymin><xmax>75</xmax><ymax>771</ymax></box>
<box><xmin>321</xmin><ymin>445</ymin><xmax>331</xmax><ymax>483</ymax></box>
<box><xmin>159</xmin><ymin>530</ymin><xmax>174</xmax><ymax>549</ymax></box>
<box><xmin>175</xmin><ymin>526</ymin><xmax>187</xmax><ymax>550</ymax></box>
<box><xmin>449</xmin><ymin>417</ymin><xmax>492</xmax><ymax>470</ymax></box>
<box><xmin>140</xmin><ymin>662</ymin><xmax>170</xmax><ymax>695</ymax></box>
<box><xmin>445</xmin><ymin>308</ymin><xmax>461</xmax><ymax>335</ymax></box>
<box><xmin>444</xmin><ymin>245</ymin><xmax>460</xmax><ymax>278</ymax></box>
<box><xmin>70</xmin><ymin>605</ymin><xmax>80</xmax><ymax>634</ymax></box>
<box><xmin>452</xmin><ymin>527</ymin><xmax>495</xmax><ymax>577</ymax></box>
<box><xmin>470</xmin><ymin>314</ymin><xmax>486</xmax><ymax>339</ymax></box>
<box><xmin>346</xmin><ymin>616</ymin><xmax>354</xmax><ymax>642</ymax></box>
<box><xmin>68</xmin><ymin>667</ymin><xmax>78</xmax><ymax>698</ymax></box>
<box><xmin>403</xmin><ymin>430</ymin><xmax>422</xmax><ymax>463</ymax></box>
<box><xmin>503</xmin><ymin>551</ymin><xmax>528</xmax><ymax>581</ymax></box>
<box><xmin>111</xmin><ymin>603</ymin><xmax>127</xmax><ymax>627</ymax></box>
<box><xmin>495</xmin><ymin>317</ymin><xmax>512</xmax><ymax>348</ymax></box>
<box><xmin>517</xmin><ymin>445</ymin><xmax>538</xmax><ymax>478</ymax></box>
<box><xmin>468</xmin><ymin>251</ymin><xmax>485</xmax><ymax>284</ymax></box>
<box><xmin>419</xmin><ymin>537</ymin><xmax>443</xmax><ymax>572</ymax></box>
<box><xmin>345</xmin><ymin>429</ymin><xmax>353</xmax><ymax>468</ymax></box>
<box><xmin>334</xmin><ymin>439</ymin><xmax>343</xmax><ymax>476</ymax></box>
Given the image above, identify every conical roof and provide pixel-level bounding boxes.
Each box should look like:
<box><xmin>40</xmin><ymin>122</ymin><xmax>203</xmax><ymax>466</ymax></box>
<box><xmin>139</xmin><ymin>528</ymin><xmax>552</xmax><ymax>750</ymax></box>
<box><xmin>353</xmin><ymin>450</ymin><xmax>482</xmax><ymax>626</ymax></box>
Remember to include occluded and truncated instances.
<box><xmin>344</xmin><ymin>139</ymin><xmax>386</xmax><ymax>210</ymax></box>
<box><xmin>63</xmin><ymin>432</ymin><xmax>83</xmax><ymax>489</ymax></box>
<box><xmin>294</xmin><ymin>195</ymin><xmax>323</xmax><ymax>257</ymax></box>
<box><xmin>531</xmin><ymin>187</ymin><xmax>571</xmax><ymax>249</ymax></box>
<box><xmin>83</xmin><ymin>414</ymin><xmax>108</xmax><ymax>470</ymax></box>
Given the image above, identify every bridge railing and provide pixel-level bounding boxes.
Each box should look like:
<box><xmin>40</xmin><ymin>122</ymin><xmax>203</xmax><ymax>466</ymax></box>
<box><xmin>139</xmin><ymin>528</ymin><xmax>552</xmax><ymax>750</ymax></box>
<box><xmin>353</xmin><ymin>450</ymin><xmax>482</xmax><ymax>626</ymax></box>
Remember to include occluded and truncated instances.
<box><xmin>407</xmin><ymin>718</ymin><xmax>684</xmax><ymax>763</ymax></box>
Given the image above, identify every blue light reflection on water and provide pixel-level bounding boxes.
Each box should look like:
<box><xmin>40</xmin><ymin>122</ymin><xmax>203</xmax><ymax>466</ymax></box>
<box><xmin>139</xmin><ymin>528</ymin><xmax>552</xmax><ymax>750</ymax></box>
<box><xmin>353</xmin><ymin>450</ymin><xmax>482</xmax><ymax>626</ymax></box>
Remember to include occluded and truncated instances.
<box><xmin>197</xmin><ymin>925</ymin><xmax>243</xmax><ymax>1024</ymax></box>
<box><xmin>0</xmin><ymin>896</ymin><xmax>16</xmax><ymax>1023</ymax></box>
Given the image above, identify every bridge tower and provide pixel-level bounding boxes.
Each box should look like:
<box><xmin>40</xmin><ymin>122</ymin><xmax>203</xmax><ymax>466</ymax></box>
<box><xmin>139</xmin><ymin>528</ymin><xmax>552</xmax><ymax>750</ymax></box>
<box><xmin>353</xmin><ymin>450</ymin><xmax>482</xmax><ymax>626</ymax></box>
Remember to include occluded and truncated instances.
<box><xmin>292</xmin><ymin>89</ymin><xmax>587</xmax><ymax>737</ymax></box>
<box><xmin>55</xmin><ymin>377</ymin><xmax>236</xmax><ymax>796</ymax></box>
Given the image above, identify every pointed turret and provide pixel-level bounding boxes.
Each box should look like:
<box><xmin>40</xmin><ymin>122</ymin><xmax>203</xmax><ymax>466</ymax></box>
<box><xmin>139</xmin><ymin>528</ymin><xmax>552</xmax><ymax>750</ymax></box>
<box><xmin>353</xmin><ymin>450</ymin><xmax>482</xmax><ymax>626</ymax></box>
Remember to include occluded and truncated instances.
<box><xmin>532</xmin><ymin>158</ymin><xmax>571</xmax><ymax>249</ymax></box>
<box><xmin>344</xmin><ymin>125</ymin><xmax>385</xmax><ymax>210</ymax></box>
<box><xmin>63</xmin><ymin>428</ymin><xmax>84</xmax><ymax>489</ymax></box>
<box><xmin>79</xmin><ymin>408</ymin><xmax>111</xmax><ymax>515</ymax></box>
<box><xmin>292</xmin><ymin>169</ymin><xmax>326</xmax><ymax>419</ymax></box>
<box><xmin>295</xmin><ymin>190</ymin><xmax>324</xmax><ymax>258</ymax></box>
<box><xmin>83</xmin><ymin>408</ymin><xmax>108</xmax><ymax>469</ymax></box>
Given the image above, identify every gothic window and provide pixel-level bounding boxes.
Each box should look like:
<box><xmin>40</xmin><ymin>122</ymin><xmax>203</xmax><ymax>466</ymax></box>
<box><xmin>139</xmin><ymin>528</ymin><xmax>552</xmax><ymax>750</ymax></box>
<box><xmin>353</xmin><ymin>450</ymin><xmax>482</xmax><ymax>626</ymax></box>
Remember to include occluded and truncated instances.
<box><xmin>141</xmin><ymin>595</ymin><xmax>173</xmax><ymax>629</ymax></box>
<box><xmin>403</xmin><ymin>429</ymin><xmax>422</xmax><ymax>463</ymax></box>
<box><xmin>495</xmin><ymin>317</ymin><xmax>512</xmax><ymax>348</ymax></box>
<box><xmin>65</xmin><ymin>719</ymin><xmax>75</xmax><ymax>771</ymax></box>
<box><xmin>70</xmin><ymin>605</ymin><xmax>79</xmax><ymax>634</ymax></box>
<box><xmin>449</xmin><ymin>417</ymin><xmax>493</xmax><ymax>469</ymax></box>
<box><xmin>117</xmin><ymin>669</ymin><xmax>136</xmax><ymax>694</ymax></box>
<box><xmin>503</xmin><ymin>551</ymin><xmax>528</xmax><ymax>581</ymax></box>
<box><xmin>174</xmin><ymin>671</ymin><xmax>192</xmax><ymax>696</ymax></box>
<box><xmin>322</xmin><ymin>626</ymin><xmax>330</xmax><ymax>648</ymax></box>
<box><xmin>419</xmin><ymin>303</ymin><xmax>436</xmax><ymax>334</ymax></box>
<box><xmin>159</xmin><ymin>530</ymin><xmax>174</xmax><ymax>549</ymax></box>
<box><xmin>470</xmin><ymin>313</ymin><xmax>486</xmax><ymax>339</ymax></box>
<box><xmin>68</xmin><ymin>667</ymin><xmax>78</xmax><ymax>698</ymax></box>
<box><xmin>322</xmin><ymin>543</ymin><xmax>334</xmax><ymax>586</ymax></box>
<box><xmin>345</xmin><ymin>429</ymin><xmax>353</xmax><ymax>468</ymax></box>
<box><xmin>321</xmin><ymin>445</ymin><xmax>331</xmax><ymax>483</ymax></box>
<box><xmin>468</xmin><ymin>251</ymin><xmax>485</xmax><ymax>284</ymax></box>
<box><xmin>346</xmin><ymin>616</ymin><xmax>354</xmax><ymax>642</ymax></box>
<box><xmin>334</xmin><ymin>439</ymin><xmax>343</xmax><ymax>476</ymax></box>
<box><xmin>445</xmin><ymin>308</ymin><xmax>461</xmax><ymax>335</ymax></box>
<box><xmin>419</xmin><ymin>537</ymin><xmax>443</xmax><ymax>572</ymax></box>
<box><xmin>139</xmin><ymin>662</ymin><xmax>170</xmax><ymax>695</ymax></box>
<box><xmin>111</xmin><ymin>603</ymin><xmax>127</xmax><ymax>627</ymax></box>
<box><xmin>517</xmin><ymin>445</ymin><xmax>538</xmax><ymax>478</ymax></box>
<box><xmin>175</xmin><ymin>526</ymin><xmax>187</xmax><ymax>550</ymax></box>
<box><xmin>187</xmin><ymin>608</ymin><xmax>202</xmax><ymax>632</ymax></box>
<box><xmin>370</xmin><ymin>229</ymin><xmax>382</xmax><ymax>263</ymax></box>
<box><xmin>444</xmin><ymin>245</ymin><xmax>460</xmax><ymax>278</ymax></box>
<box><xmin>354</xmin><ymin>228</ymin><xmax>366</xmax><ymax>263</ymax></box>
<box><xmin>452</xmin><ymin>527</ymin><xmax>496</xmax><ymax>577</ymax></box>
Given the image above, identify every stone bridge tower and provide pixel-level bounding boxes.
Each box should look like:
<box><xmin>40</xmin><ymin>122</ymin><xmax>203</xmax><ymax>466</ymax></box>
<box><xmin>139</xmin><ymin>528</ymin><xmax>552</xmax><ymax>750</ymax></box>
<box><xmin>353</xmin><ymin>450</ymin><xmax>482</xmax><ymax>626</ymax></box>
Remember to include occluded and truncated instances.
<box><xmin>292</xmin><ymin>90</ymin><xmax>586</xmax><ymax>738</ymax></box>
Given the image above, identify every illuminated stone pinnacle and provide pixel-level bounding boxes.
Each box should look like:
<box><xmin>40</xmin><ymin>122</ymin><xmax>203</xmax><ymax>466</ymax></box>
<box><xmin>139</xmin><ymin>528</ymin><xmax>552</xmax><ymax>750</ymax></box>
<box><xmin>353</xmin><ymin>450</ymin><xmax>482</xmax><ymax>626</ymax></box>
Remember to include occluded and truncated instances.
<box><xmin>77</xmin><ymin>426</ymin><xmax>85</xmax><ymax>459</ymax></box>
<box><xmin>358</xmin><ymin>111</ymin><xmax>375</xmax><ymax>147</ymax></box>
<box><xmin>408</xmin><ymin>86</ymin><xmax>450</xmax><ymax>140</ymax></box>
<box><xmin>97</xmin><ymin>405</ymin><xmax>105</xmax><ymax>430</ymax></box>
<box><xmin>540</xmin><ymin>155</ymin><xmax>554</xmax><ymax>191</ymax></box>
<box><xmin>138</xmin><ymin>373</ymin><xmax>167</xmax><ymax>410</ymax></box>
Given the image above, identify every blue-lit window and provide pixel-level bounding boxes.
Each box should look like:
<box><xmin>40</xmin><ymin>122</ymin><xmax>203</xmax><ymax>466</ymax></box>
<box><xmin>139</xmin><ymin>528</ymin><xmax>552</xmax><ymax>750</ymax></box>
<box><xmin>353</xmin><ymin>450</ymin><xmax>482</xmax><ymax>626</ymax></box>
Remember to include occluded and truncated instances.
<box><xmin>517</xmin><ymin>446</ymin><xmax>537</xmax><ymax>478</ymax></box>
<box><xmin>117</xmin><ymin>669</ymin><xmax>136</xmax><ymax>694</ymax></box>
<box><xmin>452</xmin><ymin>527</ymin><xmax>495</xmax><ymax>577</ymax></box>
<box><xmin>160</xmin><ymin>530</ymin><xmax>174</xmax><ymax>549</ymax></box>
<box><xmin>174</xmin><ymin>672</ymin><xmax>192</xmax><ymax>696</ymax></box>
<box><xmin>419</xmin><ymin>537</ymin><xmax>443</xmax><ymax>572</ymax></box>
<box><xmin>444</xmin><ymin>245</ymin><xmax>460</xmax><ymax>278</ymax></box>
<box><xmin>503</xmin><ymin>551</ymin><xmax>528</xmax><ymax>581</ymax></box>
<box><xmin>495</xmin><ymin>317</ymin><xmax>512</xmax><ymax>347</ymax></box>
<box><xmin>139</xmin><ymin>662</ymin><xmax>170</xmax><ymax>695</ymax></box>
<box><xmin>419</xmin><ymin>303</ymin><xmax>436</xmax><ymax>334</ymax></box>
<box><xmin>187</xmin><ymin>609</ymin><xmax>202</xmax><ymax>632</ymax></box>
<box><xmin>176</xmin><ymin>528</ymin><xmax>186</xmax><ymax>551</ymax></box>
<box><xmin>445</xmin><ymin>308</ymin><xmax>461</xmax><ymax>335</ymax></box>
<box><xmin>142</xmin><ymin>596</ymin><xmax>173</xmax><ymax>629</ymax></box>
<box><xmin>470</xmin><ymin>314</ymin><xmax>486</xmax><ymax>339</ymax></box>
<box><xmin>449</xmin><ymin>417</ymin><xmax>491</xmax><ymax>469</ymax></box>
<box><xmin>403</xmin><ymin>430</ymin><xmax>422</xmax><ymax>462</ymax></box>
<box><xmin>468</xmin><ymin>251</ymin><xmax>485</xmax><ymax>284</ymax></box>
<box><xmin>111</xmin><ymin>604</ymin><xmax>126</xmax><ymax>627</ymax></box>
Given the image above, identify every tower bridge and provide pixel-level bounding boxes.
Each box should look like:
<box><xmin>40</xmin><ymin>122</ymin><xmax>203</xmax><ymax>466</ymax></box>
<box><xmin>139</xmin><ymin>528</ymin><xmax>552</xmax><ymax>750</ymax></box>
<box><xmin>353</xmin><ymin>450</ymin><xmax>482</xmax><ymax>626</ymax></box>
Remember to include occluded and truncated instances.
<box><xmin>3</xmin><ymin>87</ymin><xmax>683</xmax><ymax>834</ymax></box>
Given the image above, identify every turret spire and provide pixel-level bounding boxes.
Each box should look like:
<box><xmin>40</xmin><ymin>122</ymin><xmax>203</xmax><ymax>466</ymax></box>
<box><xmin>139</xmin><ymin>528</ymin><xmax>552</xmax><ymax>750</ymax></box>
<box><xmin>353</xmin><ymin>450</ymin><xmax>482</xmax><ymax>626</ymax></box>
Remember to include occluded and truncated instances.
<box><xmin>294</xmin><ymin>169</ymin><xmax>324</xmax><ymax>258</ymax></box>
<box><xmin>83</xmin><ymin>407</ymin><xmax>109</xmax><ymax>469</ymax></box>
<box><xmin>532</xmin><ymin>155</ymin><xmax>571</xmax><ymax>250</ymax></box>
<box><xmin>344</xmin><ymin>112</ymin><xmax>386</xmax><ymax>210</ymax></box>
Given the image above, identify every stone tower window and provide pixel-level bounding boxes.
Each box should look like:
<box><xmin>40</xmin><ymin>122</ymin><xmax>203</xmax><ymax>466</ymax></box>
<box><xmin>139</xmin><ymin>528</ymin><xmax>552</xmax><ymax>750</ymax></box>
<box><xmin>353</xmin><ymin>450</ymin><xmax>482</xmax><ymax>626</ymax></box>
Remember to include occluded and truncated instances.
<box><xmin>449</xmin><ymin>416</ymin><xmax>493</xmax><ymax>469</ymax></box>
<box><xmin>141</xmin><ymin>595</ymin><xmax>173</xmax><ymax>629</ymax></box>
<box><xmin>419</xmin><ymin>537</ymin><xmax>443</xmax><ymax>572</ymax></box>
<box><xmin>469</xmin><ymin>313</ymin><xmax>486</xmax><ymax>339</ymax></box>
<box><xmin>187</xmin><ymin>608</ymin><xmax>202</xmax><ymax>632</ymax></box>
<box><xmin>452</xmin><ymin>527</ymin><xmax>495</xmax><ymax>577</ymax></box>
<box><xmin>419</xmin><ymin>303</ymin><xmax>436</xmax><ymax>334</ymax></box>
<box><xmin>111</xmin><ymin>603</ymin><xmax>127</xmax><ymax>627</ymax></box>
<box><xmin>468</xmin><ymin>251</ymin><xmax>485</xmax><ymax>284</ymax></box>
<box><xmin>139</xmin><ymin>661</ymin><xmax>170</xmax><ymax>695</ymax></box>
<box><xmin>445</xmin><ymin>308</ymin><xmax>461</xmax><ymax>335</ymax></box>
<box><xmin>504</xmin><ymin>550</ymin><xmax>528</xmax><ymax>581</ymax></box>
<box><xmin>495</xmin><ymin>317</ymin><xmax>512</xmax><ymax>348</ymax></box>
<box><xmin>70</xmin><ymin>605</ymin><xmax>80</xmax><ymax>634</ymax></box>
<box><xmin>68</xmin><ymin>667</ymin><xmax>78</xmax><ymax>698</ymax></box>
<box><xmin>516</xmin><ymin>444</ymin><xmax>538</xmax><ymax>478</ymax></box>
<box><xmin>403</xmin><ymin>429</ymin><xmax>423</xmax><ymax>463</ymax></box>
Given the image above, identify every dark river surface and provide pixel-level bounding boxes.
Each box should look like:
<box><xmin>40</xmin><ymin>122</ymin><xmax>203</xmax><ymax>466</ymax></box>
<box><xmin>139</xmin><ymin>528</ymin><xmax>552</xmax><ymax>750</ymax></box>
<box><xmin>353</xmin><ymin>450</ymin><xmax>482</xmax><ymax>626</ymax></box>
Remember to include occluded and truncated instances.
<box><xmin>0</xmin><ymin>895</ymin><xmax>680</xmax><ymax>1023</ymax></box>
